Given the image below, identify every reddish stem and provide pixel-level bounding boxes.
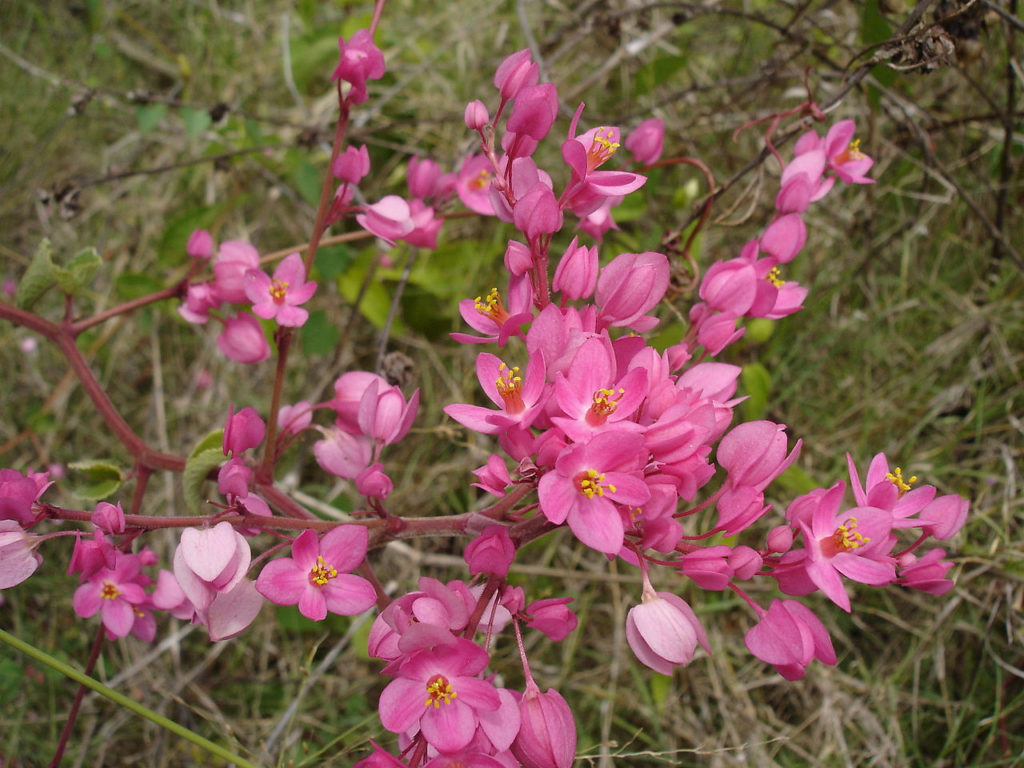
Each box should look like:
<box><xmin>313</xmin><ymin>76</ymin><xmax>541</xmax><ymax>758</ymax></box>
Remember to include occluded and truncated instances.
<box><xmin>47</xmin><ymin>623</ymin><xmax>106</xmax><ymax>768</ymax></box>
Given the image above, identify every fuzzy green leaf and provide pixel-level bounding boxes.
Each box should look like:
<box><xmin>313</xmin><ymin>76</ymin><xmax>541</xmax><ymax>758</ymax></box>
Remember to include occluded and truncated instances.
<box><xmin>15</xmin><ymin>239</ymin><xmax>56</xmax><ymax>309</ymax></box>
<box><xmin>53</xmin><ymin>247</ymin><xmax>101</xmax><ymax>294</ymax></box>
<box><xmin>182</xmin><ymin>447</ymin><xmax>225</xmax><ymax>516</ymax></box>
<box><xmin>68</xmin><ymin>459</ymin><xmax>124</xmax><ymax>501</ymax></box>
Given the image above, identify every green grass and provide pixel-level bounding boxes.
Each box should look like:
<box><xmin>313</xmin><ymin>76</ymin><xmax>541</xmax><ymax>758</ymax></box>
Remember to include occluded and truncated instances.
<box><xmin>2</xmin><ymin>1</ymin><xmax>1023</xmax><ymax>766</ymax></box>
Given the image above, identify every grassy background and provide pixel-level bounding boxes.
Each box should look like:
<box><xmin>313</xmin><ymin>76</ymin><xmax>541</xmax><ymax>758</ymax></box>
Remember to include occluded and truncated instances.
<box><xmin>1</xmin><ymin>1</ymin><xmax>1022</xmax><ymax>766</ymax></box>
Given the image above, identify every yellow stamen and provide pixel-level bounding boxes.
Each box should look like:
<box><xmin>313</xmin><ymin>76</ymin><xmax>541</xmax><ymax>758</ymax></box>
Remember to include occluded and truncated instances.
<box><xmin>100</xmin><ymin>581</ymin><xmax>120</xmax><ymax>600</ymax></box>
<box><xmin>587</xmin><ymin>128</ymin><xmax>620</xmax><ymax>170</ymax></box>
<box><xmin>834</xmin><ymin>138</ymin><xmax>865</xmax><ymax>165</ymax></box>
<box><xmin>469</xmin><ymin>168</ymin><xmax>492</xmax><ymax>191</ymax></box>
<box><xmin>575</xmin><ymin>468</ymin><xmax>617</xmax><ymax>499</ymax></box>
<box><xmin>495</xmin><ymin>362</ymin><xmax>524</xmax><ymax>413</ymax></box>
<box><xmin>269</xmin><ymin>278</ymin><xmax>289</xmax><ymax>303</ymax></box>
<box><xmin>424</xmin><ymin>675</ymin><xmax>457</xmax><ymax>708</ymax></box>
<box><xmin>830</xmin><ymin>516</ymin><xmax>869</xmax><ymax>552</ymax></box>
<box><xmin>473</xmin><ymin>287</ymin><xmax>508</xmax><ymax>325</ymax></box>
<box><xmin>308</xmin><ymin>555</ymin><xmax>338</xmax><ymax>587</ymax></box>
<box><xmin>590</xmin><ymin>387</ymin><xmax>625</xmax><ymax>420</ymax></box>
<box><xmin>765</xmin><ymin>266</ymin><xmax>786</xmax><ymax>288</ymax></box>
<box><xmin>885</xmin><ymin>467</ymin><xmax>917</xmax><ymax>498</ymax></box>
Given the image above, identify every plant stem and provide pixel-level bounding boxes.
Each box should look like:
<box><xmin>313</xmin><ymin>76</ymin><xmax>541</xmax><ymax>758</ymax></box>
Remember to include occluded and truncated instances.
<box><xmin>0</xmin><ymin>628</ymin><xmax>263</xmax><ymax>768</ymax></box>
<box><xmin>47</xmin><ymin>623</ymin><xmax>105</xmax><ymax>767</ymax></box>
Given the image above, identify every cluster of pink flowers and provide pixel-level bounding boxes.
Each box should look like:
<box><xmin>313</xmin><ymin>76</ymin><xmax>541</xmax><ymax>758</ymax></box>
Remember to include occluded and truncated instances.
<box><xmin>0</xmin><ymin>27</ymin><xmax>972</xmax><ymax>768</ymax></box>
<box><xmin>177</xmin><ymin>233</ymin><xmax>317</xmax><ymax>363</ymax></box>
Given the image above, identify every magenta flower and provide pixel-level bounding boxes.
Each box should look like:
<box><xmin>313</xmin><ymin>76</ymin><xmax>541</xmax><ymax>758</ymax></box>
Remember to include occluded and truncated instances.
<box><xmin>537</xmin><ymin>430</ymin><xmax>650</xmax><ymax>554</ymax></box>
<box><xmin>511</xmin><ymin>682</ymin><xmax>576</xmax><ymax>768</ymax></box>
<box><xmin>0</xmin><ymin>468</ymin><xmax>41</xmax><ymax>524</ymax></box>
<box><xmin>493</xmin><ymin>49</ymin><xmax>539</xmax><ymax>102</ymax></box>
<box><xmin>625</xmin><ymin>117</ymin><xmax>665</xmax><ymax>166</ymax></box>
<box><xmin>463</xmin><ymin>525</ymin><xmax>515</xmax><ymax>577</ymax></box>
<box><xmin>744</xmin><ymin>599</ymin><xmax>836</xmax><ymax>680</ymax></box>
<box><xmin>217</xmin><ymin>312</ymin><xmax>271</xmax><ymax>363</ymax></box>
<box><xmin>595</xmin><ymin>251</ymin><xmax>670</xmax><ymax>331</ymax></box>
<box><xmin>444</xmin><ymin>352</ymin><xmax>547</xmax><ymax>435</ymax></box>
<box><xmin>244</xmin><ymin>252</ymin><xmax>316</xmax><ymax>327</ymax></box>
<box><xmin>378</xmin><ymin>638</ymin><xmax>510</xmax><ymax>753</ymax></box>
<box><xmin>255</xmin><ymin>526</ymin><xmax>376</xmax><ymax>621</ymax></box>
<box><xmin>331</xmin><ymin>29</ymin><xmax>385</xmax><ymax>105</ymax></box>
<box><xmin>453</xmin><ymin>279</ymin><xmax>533</xmax><ymax>346</ymax></box>
<box><xmin>471</xmin><ymin>454</ymin><xmax>512</xmax><ymax>497</ymax></box>
<box><xmin>222</xmin><ymin>405</ymin><xmax>266</xmax><ymax>456</ymax></box>
<box><xmin>333</xmin><ymin>144</ymin><xmax>370</xmax><ymax>184</ymax></box>
<box><xmin>526</xmin><ymin>597</ymin><xmax>578</xmax><ymax>642</ymax></box>
<box><xmin>186</xmin><ymin>229</ymin><xmax>214</xmax><ymax>260</ymax></box>
<box><xmin>73</xmin><ymin>552</ymin><xmax>147</xmax><ymax>638</ymax></box>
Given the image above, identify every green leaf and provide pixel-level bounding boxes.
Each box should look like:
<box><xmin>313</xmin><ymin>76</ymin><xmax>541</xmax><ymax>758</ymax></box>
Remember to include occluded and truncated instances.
<box><xmin>53</xmin><ymin>247</ymin><xmax>101</xmax><ymax>294</ymax></box>
<box><xmin>300</xmin><ymin>309</ymin><xmax>340</xmax><ymax>355</ymax></box>
<box><xmin>182</xmin><ymin>429</ymin><xmax>225</xmax><ymax>514</ymax></box>
<box><xmin>15</xmin><ymin>239</ymin><xmax>56</xmax><ymax>309</ymax></box>
<box><xmin>135</xmin><ymin>103</ymin><xmax>167</xmax><ymax>135</ymax></box>
<box><xmin>68</xmin><ymin>459</ymin><xmax>124</xmax><ymax>501</ymax></box>
<box><xmin>313</xmin><ymin>244</ymin><xmax>350</xmax><ymax>280</ymax></box>
<box><xmin>292</xmin><ymin>158</ymin><xmax>322</xmax><ymax>207</ymax></box>
<box><xmin>181</xmin><ymin>106</ymin><xmax>212</xmax><ymax>140</ymax></box>
<box><xmin>740</xmin><ymin>362</ymin><xmax>771</xmax><ymax>421</ymax></box>
<box><xmin>775</xmin><ymin>463</ymin><xmax>820</xmax><ymax>496</ymax></box>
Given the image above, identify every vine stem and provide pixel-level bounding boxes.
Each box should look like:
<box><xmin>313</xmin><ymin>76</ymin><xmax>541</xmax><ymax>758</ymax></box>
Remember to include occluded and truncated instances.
<box><xmin>47</xmin><ymin>623</ymin><xmax>105</xmax><ymax>767</ymax></box>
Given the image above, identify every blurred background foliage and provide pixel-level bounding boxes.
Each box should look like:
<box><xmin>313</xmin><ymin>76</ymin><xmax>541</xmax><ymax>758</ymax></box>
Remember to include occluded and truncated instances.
<box><xmin>1</xmin><ymin>0</ymin><xmax>1022</xmax><ymax>766</ymax></box>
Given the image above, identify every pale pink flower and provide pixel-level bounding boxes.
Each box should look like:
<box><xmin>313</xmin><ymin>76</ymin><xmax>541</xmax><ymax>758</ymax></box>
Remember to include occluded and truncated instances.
<box><xmin>245</xmin><ymin>252</ymin><xmax>316</xmax><ymax>327</ymax></box>
<box><xmin>173</xmin><ymin>522</ymin><xmax>252</xmax><ymax>614</ymax></box>
<box><xmin>212</xmin><ymin>240</ymin><xmax>260</xmax><ymax>303</ymax></box>
<box><xmin>313</xmin><ymin>426</ymin><xmax>373</xmax><ymax>479</ymax></box>
<box><xmin>625</xmin><ymin>117</ymin><xmax>665</xmax><ymax>166</ymax></box>
<box><xmin>512</xmin><ymin>682</ymin><xmax>576</xmax><ymax>768</ymax></box>
<box><xmin>626</xmin><ymin>579</ymin><xmax>710</xmax><ymax>674</ymax></box>
<box><xmin>464</xmin><ymin>100</ymin><xmax>489</xmax><ymax>130</ymax></box>
<box><xmin>73</xmin><ymin>552</ymin><xmax>147</xmax><ymax>638</ymax></box>
<box><xmin>357</xmin><ymin>196</ymin><xmax>415</xmax><ymax>244</ymax></box>
<box><xmin>0</xmin><ymin>520</ymin><xmax>42</xmax><ymax>589</ymax></box>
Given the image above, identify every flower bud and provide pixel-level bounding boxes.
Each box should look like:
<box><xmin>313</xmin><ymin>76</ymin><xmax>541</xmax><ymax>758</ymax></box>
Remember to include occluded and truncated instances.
<box><xmin>355</xmin><ymin>463</ymin><xmax>393</xmax><ymax>500</ymax></box>
<box><xmin>624</xmin><ymin>117</ymin><xmax>665</xmax><ymax>166</ymax></box>
<box><xmin>91</xmin><ymin>501</ymin><xmax>125</xmax><ymax>535</ymax></box>
<box><xmin>217</xmin><ymin>312</ymin><xmax>270</xmax><ymax>364</ymax></box>
<box><xmin>187</xmin><ymin>229</ymin><xmax>214</xmax><ymax>260</ymax></box>
<box><xmin>494</xmin><ymin>49</ymin><xmax>539</xmax><ymax>101</ymax></box>
<box><xmin>464</xmin><ymin>99</ymin><xmax>489</xmax><ymax>130</ymax></box>
<box><xmin>552</xmin><ymin>236</ymin><xmax>598</xmax><ymax>300</ymax></box>
<box><xmin>407</xmin><ymin>156</ymin><xmax>442</xmax><ymax>199</ymax></box>
<box><xmin>464</xmin><ymin>524</ymin><xmax>515</xmax><ymax>577</ymax></box>
<box><xmin>625</xmin><ymin>591</ymin><xmax>708</xmax><ymax>674</ymax></box>
<box><xmin>333</xmin><ymin>144</ymin><xmax>370</xmax><ymax>184</ymax></box>
<box><xmin>223</xmin><ymin>405</ymin><xmax>266</xmax><ymax>456</ymax></box>
<box><xmin>526</xmin><ymin>597</ymin><xmax>577</xmax><ymax>642</ymax></box>
<box><xmin>512</xmin><ymin>683</ymin><xmax>576</xmax><ymax>768</ymax></box>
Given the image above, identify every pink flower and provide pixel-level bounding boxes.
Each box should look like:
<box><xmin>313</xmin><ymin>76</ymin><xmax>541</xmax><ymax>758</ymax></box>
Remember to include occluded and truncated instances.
<box><xmin>595</xmin><ymin>251</ymin><xmax>670</xmax><ymax>331</ymax></box>
<box><xmin>212</xmin><ymin>240</ymin><xmax>260</xmax><ymax>304</ymax></box>
<box><xmin>511</xmin><ymin>682</ymin><xmax>576</xmax><ymax>768</ymax></box>
<box><xmin>464</xmin><ymin>525</ymin><xmax>515</xmax><ymax>577</ymax></box>
<box><xmin>173</xmin><ymin>522</ymin><xmax>252</xmax><ymax>614</ymax></box>
<box><xmin>551</xmin><ymin>236</ymin><xmax>598</xmax><ymax>301</ymax></box>
<box><xmin>331</xmin><ymin>30</ymin><xmax>385</xmax><ymax>105</ymax></box>
<box><xmin>357</xmin><ymin>195</ymin><xmax>415</xmax><ymax>244</ymax></box>
<box><xmin>759</xmin><ymin>213</ymin><xmax>806</xmax><ymax>263</ymax></box>
<box><xmin>626</xmin><ymin>586</ymin><xmax>710</xmax><ymax>674</ymax></box>
<box><xmin>73</xmin><ymin>552</ymin><xmax>147</xmax><ymax>638</ymax></box>
<box><xmin>0</xmin><ymin>520</ymin><xmax>42</xmax><ymax>589</ymax></box>
<box><xmin>313</xmin><ymin>426</ymin><xmax>373</xmax><ymax>479</ymax></box>
<box><xmin>378</xmin><ymin>638</ymin><xmax>508</xmax><ymax>753</ymax></box>
<box><xmin>355</xmin><ymin>463</ymin><xmax>393</xmax><ymax>500</ymax></box>
<box><xmin>177</xmin><ymin>282</ymin><xmax>219</xmax><ymax>325</ymax></box>
<box><xmin>278</xmin><ymin>401</ymin><xmax>313</xmax><ymax>436</ymax></box>
<box><xmin>0</xmin><ymin>468</ymin><xmax>41</xmax><ymax>524</ymax></box>
<box><xmin>91</xmin><ymin>501</ymin><xmax>125</xmax><ymax>535</ymax></box>
<box><xmin>471</xmin><ymin>455</ymin><xmax>512</xmax><ymax>497</ymax></box>
<box><xmin>456</xmin><ymin>155</ymin><xmax>496</xmax><ymax>216</ymax></box>
<box><xmin>507</xmin><ymin>83</ymin><xmax>559</xmax><ymax>141</ymax></box>
<box><xmin>186</xmin><ymin>229</ymin><xmax>214</xmax><ymax>260</ymax></box>
<box><xmin>256</xmin><ymin>527</ymin><xmax>376</xmax><ymax>621</ymax></box>
<box><xmin>453</xmin><ymin>278</ymin><xmax>533</xmax><ymax>346</ymax></box>
<box><xmin>744</xmin><ymin>599</ymin><xmax>836</xmax><ymax>680</ymax></box>
<box><xmin>245</xmin><ymin>252</ymin><xmax>316</xmax><ymax>327</ymax></box>
<box><xmin>333</xmin><ymin>144</ymin><xmax>370</xmax><ymax>184</ymax></box>
<box><xmin>330</xmin><ymin>371</ymin><xmax>390</xmax><ymax>433</ymax></box>
<box><xmin>625</xmin><ymin>117</ymin><xmax>665</xmax><ymax>166</ymax></box>
<box><xmin>407</xmin><ymin>156</ymin><xmax>443</xmax><ymax>199</ymax></box>
<box><xmin>897</xmin><ymin>548</ymin><xmax>954</xmax><ymax>594</ymax></box>
<box><xmin>464</xmin><ymin>99</ymin><xmax>489</xmax><ymax>130</ymax></box>
<box><xmin>217</xmin><ymin>312</ymin><xmax>271</xmax><ymax>363</ymax></box>
<box><xmin>444</xmin><ymin>353</ymin><xmax>547</xmax><ymax>435</ymax></box>
<box><xmin>222</xmin><ymin>405</ymin><xmax>266</xmax><ymax>456</ymax></box>
<box><xmin>357</xmin><ymin>379</ymin><xmax>419</xmax><ymax>447</ymax></box>
<box><xmin>526</xmin><ymin>597</ymin><xmax>578</xmax><ymax>642</ymax></box>
<box><xmin>823</xmin><ymin>120</ymin><xmax>874</xmax><ymax>184</ymax></box>
<box><xmin>537</xmin><ymin>431</ymin><xmax>650</xmax><ymax>554</ymax></box>
<box><xmin>494</xmin><ymin>49</ymin><xmax>539</xmax><ymax>102</ymax></box>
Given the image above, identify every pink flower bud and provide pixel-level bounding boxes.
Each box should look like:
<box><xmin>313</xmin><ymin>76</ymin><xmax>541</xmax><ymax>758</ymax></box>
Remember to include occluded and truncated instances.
<box><xmin>493</xmin><ymin>49</ymin><xmax>539</xmax><ymax>102</ymax></box>
<box><xmin>173</xmin><ymin>521</ymin><xmax>251</xmax><ymax>613</ymax></box>
<box><xmin>313</xmin><ymin>427</ymin><xmax>372</xmax><ymax>479</ymax></box>
<box><xmin>212</xmin><ymin>241</ymin><xmax>260</xmax><ymax>304</ymax></box>
<box><xmin>918</xmin><ymin>494</ymin><xmax>969</xmax><ymax>540</ymax></box>
<box><xmin>552</xmin><ymin>236</ymin><xmax>598</xmax><ymax>300</ymax></box>
<box><xmin>512</xmin><ymin>683</ymin><xmax>576</xmax><ymax>768</ymax></box>
<box><xmin>898</xmin><ymin>548</ymin><xmax>954</xmax><ymax>594</ymax></box>
<box><xmin>217</xmin><ymin>312</ymin><xmax>270</xmax><ymax>364</ymax></box>
<box><xmin>407</xmin><ymin>156</ymin><xmax>442</xmax><ymax>199</ymax></box>
<box><xmin>355</xmin><ymin>463</ymin><xmax>393</xmax><ymax>500</ymax></box>
<box><xmin>331</xmin><ymin>30</ymin><xmax>385</xmax><ymax>105</ymax></box>
<box><xmin>513</xmin><ymin>183</ymin><xmax>562</xmax><ymax>239</ymax></box>
<box><xmin>91</xmin><ymin>501</ymin><xmax>125</xmax><ymax>535</ymax></box>
<box><xmin>759</xmin><ymin>213</ymin><xmax>807</xmax><ymax>264</ymax></box>
<box><xmin>624</xmin><ymin>117</ymin><xmax>665</xmax><ymax>166</ymax></box>
<box><xmin>745</xmin><ymin>599</ymin><xmax>836</xmax><ymax>680</ymax></box>
<box><xmin>464</xmin><ymin>525</ymin><xmax>515</xmax><ymax>577</ymax></box>
<box><xmin>332</xmin><ymin>144</ymin><xmax>370</xmax><ymax>184</ymax></box>
<box><xmin>278</xmin><ymin>401</ymin><xmax>313</xmax><ymax>436</ymax></box>
<box><xmin>331</xmin><ymin>371</ymin><xmax>390</xmax><ymax>433</ymax></box>
<box><xmin>526</xmin><ymin>597</ymin><xmax>577</xmax><ymax>642</ymax></box>
<box><xmin>177</xmin><ymin>282</ymin><xmax>219</xmax><ymax>325</ymax></box>
<box><xmin>504</xmin><ymin>239</ymin><xmax>533</xmax><ymax>276</ymax></box>
<box><xmin>357</xmin><ymin>380</ymin><xmax>419</xmax><ymax>446</ymax></box>
<box><xmin>595</xmin><ymin>251</ymin><xmax>670</xmax><ymax>331</ymax></box>
<box><xmin>223</xmin><ymin>405</ymin><xmax>266</xmax><ymax>456</ymax></box>
<box><xmin>767</xmin><ymin>524</ymin><xmax>794</xmax><ymax>553</ymax></box>
<box><xmin>67</xmin><ymin>530</ymin><xmax>115</xmax><ymax>579</ymax></box>
<box><xmin>471</xmin><ymin>454</ymin><xmax>512</xmax><ymax>497</ymax></box>
<box><xmin>356</xmin><ymin>195</ymin><xmax>414</xmax><ymax>244</ymax></box>
<box><xmin>679</xmin><ymin>546</ymin><xmax>733</xmax><ymax>590</ymax></box>
<box><xmin>187</xmin><ymin>229</ymin><xmax>214</xmax><ymax>260</ymax></box>
<box><xmin>626</xmin><ymin>590</ymin><xmax>709</xmax><ymax>674</ymax></box>
<box><xmin>507</xmin><ymin>82</ymin><xmax>558</xmax><ymax>141</ymax></box>
<box><xmin>730</xmin><ymin>545</ymin><xmax>762</xmax><ymax>579</ymax></box>
<box><xmin>502</xmin><ymin>585</ymin><xmax>526</xmax><ymax>614</ymax></box>
<box><xmin>217</xmin><ymin>457</ymin><xmax>252</xmax><ymax>498</ymax></box>
<box><xmin>464</xmin><ymin>99</ymin><xmax>490</xmax><ymax>130</ymax></box>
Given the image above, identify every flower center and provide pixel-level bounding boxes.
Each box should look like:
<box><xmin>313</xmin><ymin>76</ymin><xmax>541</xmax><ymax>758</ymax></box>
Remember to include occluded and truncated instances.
<box><xmin>269</xmin><ymin>278</ymin><xmax>289</xmax><ymax>304</ymax></box>
<box><xmin>827</xmin><ymin>516</ymin><xmax>869</xmax><ymax>554</ymax></box>
<box><xmin>587</xmin><ymin>128</ymin><xmax>620</xmax><ymax>171</ymax></box>
<box><xmin>100</xmin><ymin>581</ymin><xmax>120</xmax><ymax>600</ymax></box>
<box><xmin>469</xmin><ymin>168</ymin><xmax>492</xmax><ymax>191</ymax></box>
<box><xmin>308</xmin><ymin>555</ymin><xmax>338</xmax><ymax>587</ymax></box>
<box><xmin>588</xmin><ymin>387</ymin><xmax>624</xmax><ymax>424</ymax></box>
<box><xmin>885</xmin><ymin>467</ymin><xmax>917</xmax><ymax>498</ymax></box>
<box><xmin>474</xmin><ymin>287</ymin><xmax>509</xmax><ymax>326</ymax></box>
<box><xmin>765</xmin><ymin>266</ymin><xmax>786</xmax><ymax>288</ymax></box>
<box><xmin>833</xmin><ymin>139</ymin><xmax>864</xmax><ymax>165</ymax></box>
<box><xmin>574</xmin><ymin>468</ymin><xmax>616</xmax><ymax>499</ymax></box>
<box><xmin>495</xmin><ymin>362</ymin><xmax>524</xmax><ymax>413</ymax></box>
<box><xmin>424</xmin><ymin>675</ymin><xmax>457</xmax><ymax>708</ymax></box>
